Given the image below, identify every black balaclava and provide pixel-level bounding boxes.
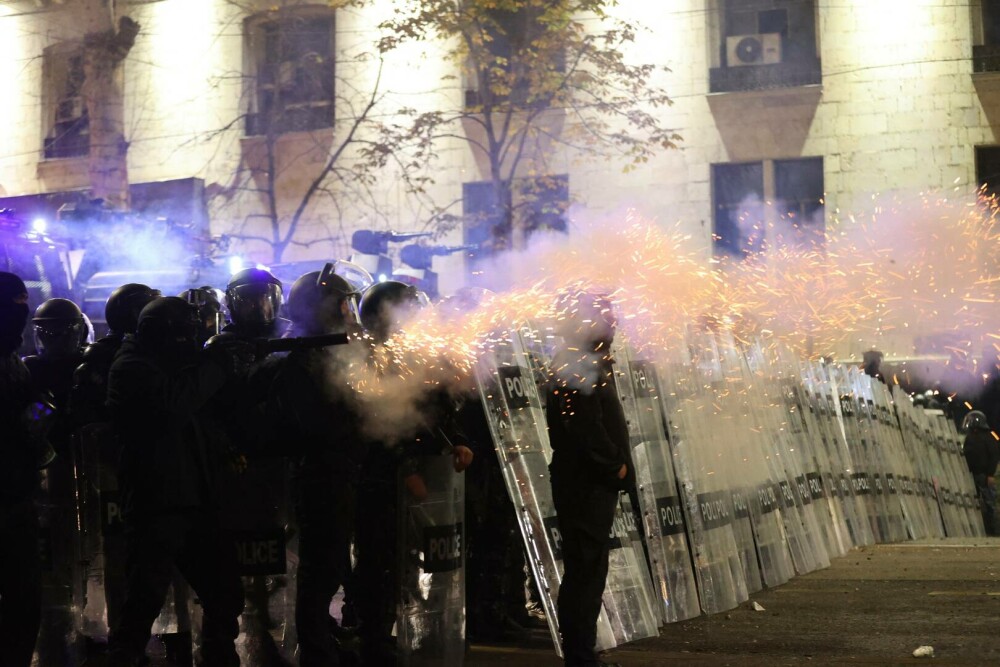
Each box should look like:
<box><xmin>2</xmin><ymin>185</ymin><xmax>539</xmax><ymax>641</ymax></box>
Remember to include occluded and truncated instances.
<box><xmin>0</xmin><ymin>272</ymin><xmax>29</xmax><ymax>355</ymax></box>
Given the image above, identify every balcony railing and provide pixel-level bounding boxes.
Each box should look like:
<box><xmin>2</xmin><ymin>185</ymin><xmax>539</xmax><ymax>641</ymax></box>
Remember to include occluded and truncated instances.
<box><xmin>973</xmin><ymin>44</ymin><xmax>1000</xmax><ymax>73</ymax></box>
<box><xmin>710</xmin><ymin>59</ymin><xmax>822</xmax><ymax>94</ymax></box>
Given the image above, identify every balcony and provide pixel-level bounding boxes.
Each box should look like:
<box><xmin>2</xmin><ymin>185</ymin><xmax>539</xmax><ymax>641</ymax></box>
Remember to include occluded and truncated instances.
<box><xmin>973</xmin><ymin>44</ymin><xmax>1000</xmax><ymax>74</ymax></box>
<box><xmin>710</xmin><ymin>58</ymin><xmax>822</xmax><ymax>94</ymax></box>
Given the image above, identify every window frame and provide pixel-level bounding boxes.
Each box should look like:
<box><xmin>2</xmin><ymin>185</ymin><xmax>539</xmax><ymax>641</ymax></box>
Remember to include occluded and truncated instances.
<box><xmin>711</xmin><ymin>156</ymin><xmax>825</xmax><ymax>260</ymax></box>
<box><xmin>243</xmin><ymin>5</ymin><xmax>337</xmax><ymax>137</ymax></box>
<box><xmin>41</xmin><ymin>42</ymin><xmax>90</xmax><ymax>160</ymax></box>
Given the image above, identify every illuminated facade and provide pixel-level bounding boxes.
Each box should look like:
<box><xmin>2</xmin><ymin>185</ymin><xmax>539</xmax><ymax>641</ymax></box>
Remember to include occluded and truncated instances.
<box><xmin>1</xmin><ymin>1</ymin><xmax>999</xmax><ymax>347</ymax></box>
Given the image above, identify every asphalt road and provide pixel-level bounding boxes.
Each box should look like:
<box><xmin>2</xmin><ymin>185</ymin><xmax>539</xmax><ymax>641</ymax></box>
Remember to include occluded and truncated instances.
<box><xmin>467</xmin><ymin>538</ymin><xmax>1000</xmax><ymax>666</ymax></box>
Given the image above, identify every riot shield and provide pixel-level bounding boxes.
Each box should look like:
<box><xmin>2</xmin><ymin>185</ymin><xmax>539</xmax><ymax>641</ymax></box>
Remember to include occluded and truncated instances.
<box><xmin>659</xmin><ymin>353</ymin><xmax>749</xmax><ymax>615</ymax></box>
<box><xmin>476</xmin><ymin>328</ymin><xmax>660</xmax><ymax>655</ymax></box>
<box><xmin>805</xmin><ymin>363</ymin><xmax>874</xmax><ymax>547</ymax></box>
<box><xmin>742</xmin><ymin>339</ymin><xmax>829</xmax><ymax>576</ymax></box>
<box><xmin>397</xmin><ymin>454</ymin><xmax>466</xmax><ymax>666</ymax></box>
<box><xmin>610</xmin><ymin>341</ymin><xmax>700</xmax><ymax>624</ymax></box>
<box><xmin>216</xmin><ymin>457</ymin><xmax>294</xmax><ymax>663</ymax></box>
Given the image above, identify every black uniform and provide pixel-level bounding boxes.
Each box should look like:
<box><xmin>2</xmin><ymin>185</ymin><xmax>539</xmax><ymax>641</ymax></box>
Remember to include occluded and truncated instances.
<box><xmin>964</xmin><ymin>428</ymin><xmax>1000</xmax><ymax>535</ymax></box>
<box><xmin>106</xmin><ymin>334</ymin><xmax>245</xmax><ymax>665</ymax></box>
<box><xmin>0</xmin><ymin>272</ymin><xmax>44</xmax><ymax>667</ymax></box>
<box><xmin>268</xmin><ymin>345</ymin><xmax>364</xmax><ymax>666</ymax></box>
<box><xmin>354</xmin><ymin>385</ymin><xmax>466</xmax><ymax>663</ymax></box>
<box><xmin>546</xmin><ymin>349</ymin><xmax>632</xmax><ymax>667</ymax></box>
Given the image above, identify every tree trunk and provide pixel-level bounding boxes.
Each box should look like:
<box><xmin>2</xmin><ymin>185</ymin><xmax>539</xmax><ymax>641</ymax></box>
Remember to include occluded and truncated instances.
<box><xmin>81</xmin><ymin>7</ymin><xmax>139</xmax><ymax>211</ymax></box>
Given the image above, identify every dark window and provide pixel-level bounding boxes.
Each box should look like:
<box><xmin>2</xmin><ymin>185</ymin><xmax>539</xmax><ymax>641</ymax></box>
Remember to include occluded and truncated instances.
<box><xmin>246</xmin><ymin>11</ymin><xmax>335</xmax><ymax>136</ymax></box>
<box><xmin>712</xmin><ymin>162</ymin><xmax>764</xmax><ymax>258</ymax></box>
<box><xmin>463</xmin><ymin>175</ymin><xmax>568</xmax><ymax>283</ymax></box>
<box><xmin>975</xmin><ymin>146</ymin><xmax>1000</xmax><ymax>198</ymax></box>
<box><xmin>43</xmin><ymin>51</ymin><xmax>89</xmax><ymax>159</ymax></box>
<box><xmin>985</xmin><ymin>1</ymin><xmax>1000</xmax><ymax>45</ymax></box>
<box><xmin>464</xmin><ymin>6</ymin><xmax>566</xmax><ymax>109</ymax></box>
<box><xmin>712</xmin><ymin>0</ymin><xmax>820</xmax><ymax>93</ymax></box>
<box><xmin>774</xmin><ymin>157</ymin><xmax>824</xmax><ymax>250</ymax></box>
<box><xmin>712</xmin><ymin>158</ymin><xmax>824</xmax><ymax>258</ymax></box>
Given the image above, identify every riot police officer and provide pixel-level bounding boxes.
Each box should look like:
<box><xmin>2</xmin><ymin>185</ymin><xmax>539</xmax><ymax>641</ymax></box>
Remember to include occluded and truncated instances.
<box><xmin>267</xmin><ymin>270</ymin><xmax>363</xmax><ymax>666</ymax></box>
<box><xmin>22</xmin><ymin>298</ymin><xmax>92</xmax><ymax>664</ymax></box>
<box><xmin>355</xmin><ymin>281</ymin><xmax>473</xmax><ymax>664</ymax></box>
<box><xmin>224</xmin><ymin>268</ymin><xmax>289</xmax><ymax>340</ymax></box>
<box><xmin>68</xmin><ymin>284</ymin><xmax>161</xmax><ymax>651</ymax></box>
<box><xmin>0</xmin><ymin>272</ymin><xmax>47</xmax><ymax>667</ymax></box>
<box><xmin>106</xmin><ymin>297</ymin><xmax>251</xmax><ymax>667</ymax></box>
<box><xmin>180</xmin><ymin>286</ymin><xmax>229</xmax><ymax>346</ymax></box>
<box><xmin>545</xmin><ymin>292</ymin><xmax>632</xmax><ymax>667</ymax></box>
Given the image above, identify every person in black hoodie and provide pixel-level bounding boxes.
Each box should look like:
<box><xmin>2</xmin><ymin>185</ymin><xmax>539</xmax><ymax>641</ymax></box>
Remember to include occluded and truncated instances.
<box><xmin>962</xmin><ymin>410</ymin><xmax>1000</xmax><ymax>535</ymax></box>
<box><xmin>546</xmin><ymin>291</ymin><xmax>632</xmax><ymax>667</ymax></box>
<box><xmin>106</xmin><ymin>297</ymin><xmax>252</xmax><ymax>666</ymax></box>
<box><xmin>0</xmin><ymin>272</ymin><xmax>48</xmax><ymax>667</ymax></box>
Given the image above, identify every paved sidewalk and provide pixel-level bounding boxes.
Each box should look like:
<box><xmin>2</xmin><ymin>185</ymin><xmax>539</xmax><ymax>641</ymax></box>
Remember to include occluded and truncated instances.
<box><xmin>468</xmin><ymin>538</ymin><xmax>1000</xmax><ymax>666</ymax></box>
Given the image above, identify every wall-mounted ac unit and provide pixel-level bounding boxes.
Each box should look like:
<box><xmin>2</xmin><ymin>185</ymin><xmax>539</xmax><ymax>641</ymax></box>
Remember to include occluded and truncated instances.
<box><xmin>727</xmin><ymin>33</ymin><xmax>782</xmax><ymax>67</ymax></box>
<box><xmin>55</xmin><ymin>96</ymin><xmax>85</xmax><ymax>123</ymax></box>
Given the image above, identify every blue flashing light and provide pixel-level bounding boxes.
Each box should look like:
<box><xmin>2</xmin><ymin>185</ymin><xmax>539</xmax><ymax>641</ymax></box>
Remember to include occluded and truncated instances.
<box><xmin>228</xmin><ymin>256</ymin><xmax>245</xmax><ymax>275</ymax></box>
<box><xmin>31</xmin><ymin>218</ymin><xmax>47</xmax><ymax>234</ymax></box>
<box><xmin>378</xmin><ymin>274</ymin><xmax>388</xmax><ymax>283</ymax></box>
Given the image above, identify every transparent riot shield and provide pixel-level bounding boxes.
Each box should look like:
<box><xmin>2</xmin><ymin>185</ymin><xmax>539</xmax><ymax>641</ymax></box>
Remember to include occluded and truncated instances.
<box><xmin>806</xmin><ymin>363</ymin><xmax>874</xmax><ymax>547</ymax></box>
<box><xmin>659</xmin><ymin>354</ymin><xmax>749</xmax><ymax>615</ymax></box>
<box><xmin>610</xmin><ymin>341</ymin><xmax>700</xmax><ymax>624</ymax></box>
<box><xmin>476</xmin><ymin>328</ymin><xmax>660</xmax><ymax>656</ymax></box>
<box><xmin>78</xmin><ymin>422</ymin><xmax>114</xmax><ymax>640</ymax></box>
<box><xmin>35</xmin><ymin>446</ymin><xmax>84</xmax><ymax>664</ymax></box>
<box><xmin>216</xmin><ymin>457</ymin><xmax>294</xmax><ymax>663</ymax></box>
<box><xmin>397</xmin><ymin>454</ymin><xmax>466</xmax><ymax>666</ymax></box>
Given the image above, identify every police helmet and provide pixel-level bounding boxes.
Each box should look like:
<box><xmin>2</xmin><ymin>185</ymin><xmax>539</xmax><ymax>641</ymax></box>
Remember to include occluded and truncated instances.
<box><xmin>32</xmin><ymin>298</ymin><xmax>87</xmax><ymax>358</ymax></box>
<box><xmin>359</xmin><ymin>280</ymin><xmax>421</xmax><ymax>342</ymax></box>
<box><xmin>225</xmin><ymin>268</ymin><xmax>283</xmax><ymax>329</ymax></box>
<box><xmin>136</xmin><ymin>297</ymin><xmax>201</xmax><ymax>351</ymax></box>
<box><xmin>329</xmin><ymin>259</ymin><xmax>374</xmax><ymax>293</ymax></box>
<box><xmin>179</xmin><ymin>286</ymin><xmax>228</xmax><ymax>344</ymax></box>
<box><xmin>286</xmin><ymin>269</ymin><xmax>359</xmax><ymax>334</ymax></box>
<box><xmin>961</xmin><ymin>410</ymin><xmax>990</xmax><ymax>433</ymax></box>
<box><xmin>105</xmin><ymin>283</ymin><xmax>161</xmax><ymax>335</ymax></box>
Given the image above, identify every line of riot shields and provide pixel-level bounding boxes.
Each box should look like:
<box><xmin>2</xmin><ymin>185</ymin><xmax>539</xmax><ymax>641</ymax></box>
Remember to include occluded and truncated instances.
<box><xmin>474</xmin><ymin>325</ymin><xmax>984</xmax><ymax>656</ymax></box>
<box><xmin>45</xmin><ymin>321</ymin><xmax>984</xmax><ymax>664</ymax></box>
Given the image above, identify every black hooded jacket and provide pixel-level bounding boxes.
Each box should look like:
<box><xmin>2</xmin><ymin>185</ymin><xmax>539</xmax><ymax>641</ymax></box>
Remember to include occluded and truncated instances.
<box><xmin>107</xmin><ymin>337</ymin><xmax>230</xmax><ymax>515</ymax></box>
<box><xmin>0</xmin><ymin>352</ymin><xmax>42</xmax><ymax>505</ymax></box>
<box><xmin>546</xmin><ymin>348</ymin><xmax>634</xmax><ymax>490</ymax></box>
<box><xmin>964</xmin><ymin>428</ymin><xmax>1000</xmax><ymax>477</ymax></box>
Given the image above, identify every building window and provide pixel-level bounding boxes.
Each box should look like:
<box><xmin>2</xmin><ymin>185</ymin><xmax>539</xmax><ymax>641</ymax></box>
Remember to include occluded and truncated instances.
<box><xmin>709</xmin><ymin>0</ymin><xmax>821</xmax><ymax>93</ymax></box>
<box><xmin>245</xmin><ymin>7</ymin><xmax>335</xmax><ymax>136</ymax></box>
<box><xmin>463</xmin><ymin>175</ymin><xmax>568</xmax><ymax>281</ymax></box>
<box><xmin>463</xmin><ymin>5</ymin><xmax>565</xmax><ymax>110</ymax></box>
<box><xmin>975</xmin><ymin>146</ymin><xmax>1000</xmax><ymax>197</ymax></box>
<box><xmin>712</xmin><ymin>157</ymin><xmax>824</xmax><ymax>258</ymax></box>
<box><xmin>974</xmin><ymin>1</ymin><xmax>1000</xmax><ymax>72</ymax></box>
<box><xmin>43</xmin><ymin>47</ymin><xmax>89</xmax><ymax>159</ymax></box>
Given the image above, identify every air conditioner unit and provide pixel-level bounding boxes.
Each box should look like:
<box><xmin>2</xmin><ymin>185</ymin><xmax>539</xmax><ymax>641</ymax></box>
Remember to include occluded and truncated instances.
<box><xmin>727</xmin><ymin>33</ymin><xmax>782</xmax><ymax>67</ymax></box>
<box><xmin>55</xmin><ymin>96</ymin><xmax>85</xmax><ymax>123</ymax></box>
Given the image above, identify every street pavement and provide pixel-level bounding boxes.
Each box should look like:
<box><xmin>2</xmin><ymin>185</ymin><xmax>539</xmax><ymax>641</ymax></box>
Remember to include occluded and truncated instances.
<box><xmin>468</xmin><ymin>538</ymin><xmax>1000</xmax><ymax>666</ymax></box>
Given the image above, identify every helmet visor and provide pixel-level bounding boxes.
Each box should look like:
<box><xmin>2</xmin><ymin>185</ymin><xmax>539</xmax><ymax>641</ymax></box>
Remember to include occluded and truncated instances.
<box><xmin>34</xmin><ymin>321</ymin><xmax>85</xmax><ymax>357</ymax></box>
<box><xmin>229</xmin><ymin>283</ymin><xmax>282</xmax><ymax>328</ymax></box>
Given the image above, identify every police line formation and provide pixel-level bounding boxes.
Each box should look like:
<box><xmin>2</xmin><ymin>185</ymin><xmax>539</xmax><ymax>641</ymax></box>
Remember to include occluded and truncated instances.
<box><xmin>2</xmin><ymin>262</ymin><xmax>987</xmax><ymax>666</ymax></box>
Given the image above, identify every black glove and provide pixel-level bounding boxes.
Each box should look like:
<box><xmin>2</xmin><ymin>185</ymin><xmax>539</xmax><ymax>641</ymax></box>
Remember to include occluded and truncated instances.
<box><xmin>204</xmin><ymin>333</ymin><xmax>256</xmax><ymax>378</ymax></box>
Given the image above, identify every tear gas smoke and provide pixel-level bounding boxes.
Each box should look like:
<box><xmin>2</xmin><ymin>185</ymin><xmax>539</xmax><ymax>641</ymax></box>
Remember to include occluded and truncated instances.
<box><xmin>339</xmin><ymin>189</ymin><xmax>1000</xmax><ymax>443</ymax></box>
